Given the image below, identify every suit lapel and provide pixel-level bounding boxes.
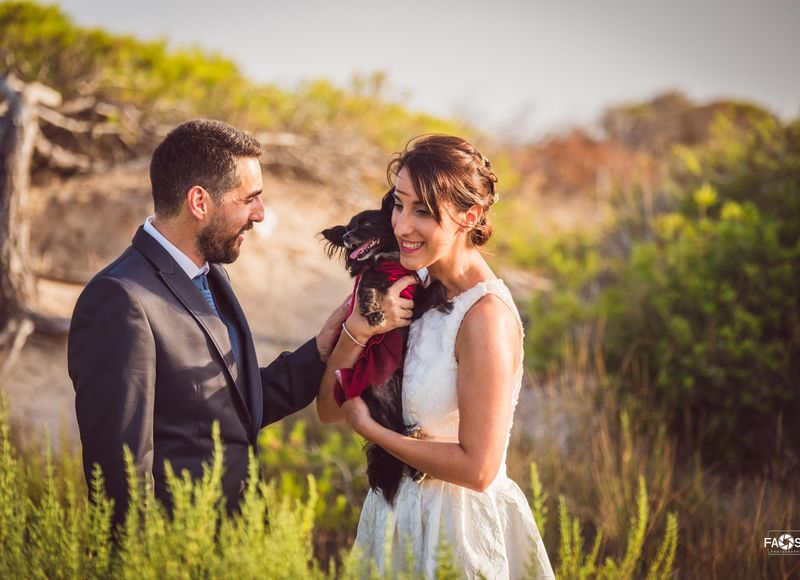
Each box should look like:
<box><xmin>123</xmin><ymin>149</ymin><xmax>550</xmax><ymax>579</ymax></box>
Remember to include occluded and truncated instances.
<box><xmin>131</xmin><ymin>227</ymin><xmax>253</xmax><ymax>429</ymax></box>
<box><xmin>208</xmin><ymin>265</ymin><xmax>263</xmax><ymax>436</ymax></box>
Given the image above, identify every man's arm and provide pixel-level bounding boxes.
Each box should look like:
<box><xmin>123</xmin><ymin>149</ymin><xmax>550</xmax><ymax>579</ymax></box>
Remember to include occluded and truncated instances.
<box><xmin>259</xmin><ymin>338</ymin><xmax>326</xmax><ymax>425</ymax></box>
<box><xmin>68</xmin><ymin>276</ymin><xmax>156</xmax><ymax>525</ymax></box>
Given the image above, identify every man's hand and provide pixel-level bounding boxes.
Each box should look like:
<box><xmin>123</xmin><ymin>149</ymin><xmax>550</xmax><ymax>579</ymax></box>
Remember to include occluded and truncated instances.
<box><xmin>316</xmin><ymin>295</ymin><xmax>351</xmax><ymax>363</ymax></box>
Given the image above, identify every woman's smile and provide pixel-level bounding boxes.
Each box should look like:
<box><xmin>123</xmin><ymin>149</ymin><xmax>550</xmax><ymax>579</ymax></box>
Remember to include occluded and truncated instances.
<box><xmin>399</xmin><ymin>239</ymin><xmax>424</xmax><ymax>253</ymax></box>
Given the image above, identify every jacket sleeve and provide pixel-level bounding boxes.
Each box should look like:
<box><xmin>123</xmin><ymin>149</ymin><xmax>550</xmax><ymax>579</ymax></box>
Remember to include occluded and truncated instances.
<box><xmin>259</xmin><ymin>337</ymin><xmax>325</xmax><ymax>426</ymax></box>
<box><xmin>68</xmin><ymin>276</ymin><xmax>156</xmax><ymax>525</ymax></box>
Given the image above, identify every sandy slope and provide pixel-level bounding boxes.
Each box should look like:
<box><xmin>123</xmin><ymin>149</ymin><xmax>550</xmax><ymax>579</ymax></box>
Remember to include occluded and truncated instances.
<box><xmin>4</xmin><ymin>165</ymin><xmax>367</xmax><ymax>444</ymax></box>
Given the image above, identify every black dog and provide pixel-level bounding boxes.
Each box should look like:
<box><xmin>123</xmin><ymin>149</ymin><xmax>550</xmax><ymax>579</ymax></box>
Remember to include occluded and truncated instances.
<box><xmin>321</xmin><ymin>192</ymin><xmax>449</xmax><ymax>504</ymax></box>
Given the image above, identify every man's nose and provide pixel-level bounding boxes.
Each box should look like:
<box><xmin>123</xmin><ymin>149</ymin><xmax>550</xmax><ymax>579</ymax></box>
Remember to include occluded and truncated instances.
<box><xmin>251</xmin><ymin>197</ymin><xmax>265</xmax><ymax>222</ymax></box>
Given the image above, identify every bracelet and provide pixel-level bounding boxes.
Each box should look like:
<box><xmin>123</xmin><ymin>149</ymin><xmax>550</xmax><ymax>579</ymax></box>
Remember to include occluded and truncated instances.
<box><xmin>341</xmin><ymin>322</ymin><xmax>367</xmax><ymax>348</ymax></box>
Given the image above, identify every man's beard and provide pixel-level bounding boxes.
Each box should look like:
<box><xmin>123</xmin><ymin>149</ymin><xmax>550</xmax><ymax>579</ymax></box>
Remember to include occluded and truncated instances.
<box><xmin>197</xmin><ymin>213</ymin><xmax>252</xmax><ymax>264</ymax></box>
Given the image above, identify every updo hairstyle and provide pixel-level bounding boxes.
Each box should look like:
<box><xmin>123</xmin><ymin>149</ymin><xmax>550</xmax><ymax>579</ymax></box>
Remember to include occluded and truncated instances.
<box><xmin>386</xmin><ymin>134</ymin><xmax>499</xmax><ymax>246</ymax></box>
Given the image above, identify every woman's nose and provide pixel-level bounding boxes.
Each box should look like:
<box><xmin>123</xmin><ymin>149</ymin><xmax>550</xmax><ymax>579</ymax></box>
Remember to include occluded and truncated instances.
<box><xmin>393</xmin><ymin>211</ymin><xmax>411</xmax><ymax>237</ymax></box>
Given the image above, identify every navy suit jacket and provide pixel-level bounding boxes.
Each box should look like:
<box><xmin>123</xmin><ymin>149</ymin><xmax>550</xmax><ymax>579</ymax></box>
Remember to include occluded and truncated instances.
<box><xmin>68</xmin><ymin>226</ymin><xmax>324</xmax><ymax>524</ymax></box>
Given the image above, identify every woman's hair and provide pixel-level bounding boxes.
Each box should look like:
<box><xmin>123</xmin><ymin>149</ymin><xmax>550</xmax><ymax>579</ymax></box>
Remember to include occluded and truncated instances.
<box><xmin>387</xmin><ymin>134</ymin><xmax>499</xmax><ymax>246</ymax></box>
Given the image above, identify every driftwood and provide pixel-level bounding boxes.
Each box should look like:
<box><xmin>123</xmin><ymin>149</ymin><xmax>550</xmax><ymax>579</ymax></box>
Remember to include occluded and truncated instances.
<box><xmin>0</xmin><ymin>75</ymin><xmax>43</xmax><ymax>372</ymax></box>
<box><xmin>0</xmin><ymin>74</ymin><xmax>128</xmax><ymax>374</ymax></box>
<box><xmin>0</xmin><ymin>74</ymin><xmax>172</xmax><ymax>375</ymax></box>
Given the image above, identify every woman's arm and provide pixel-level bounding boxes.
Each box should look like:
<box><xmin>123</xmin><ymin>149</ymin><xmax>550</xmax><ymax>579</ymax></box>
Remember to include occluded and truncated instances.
<box><xmin>342</xmin><ymin>294</ymin><xmax>520</xmax><ymax>491</ymax></box>
<box><xmin>316</xmin><ymin>275</ymin><xmax>417</xmax><ymax>423</ymax></box>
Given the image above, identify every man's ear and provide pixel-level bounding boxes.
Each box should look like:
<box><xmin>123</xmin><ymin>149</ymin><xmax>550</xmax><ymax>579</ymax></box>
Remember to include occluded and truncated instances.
<box><xmin>187</xmin><ymin>186</ymin><xmax>213</xmax><ymax>220</ymax></box>
<box><xmin>463</xmin><ymin>204</ymin><xmax>483</xmax><ymax>229</ymax></box>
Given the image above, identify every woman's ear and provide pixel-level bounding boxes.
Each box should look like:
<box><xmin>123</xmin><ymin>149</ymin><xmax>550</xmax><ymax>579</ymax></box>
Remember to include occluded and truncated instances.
<box><xmin>187</xmin><ymin>186</ymin><xmax>212</xmax><ymax>220</ymax></box>
<box><xmin>464</xmin><ymin>204</ymin><xmax>484</xmax><ymax>229</ymax></box>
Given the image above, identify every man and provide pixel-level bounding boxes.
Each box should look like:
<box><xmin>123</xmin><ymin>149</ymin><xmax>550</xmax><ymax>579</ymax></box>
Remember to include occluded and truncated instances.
<box><xmin>68</xmin><ymin>119</ymin><xmax>348</xmax><ymax>525</ymax></box>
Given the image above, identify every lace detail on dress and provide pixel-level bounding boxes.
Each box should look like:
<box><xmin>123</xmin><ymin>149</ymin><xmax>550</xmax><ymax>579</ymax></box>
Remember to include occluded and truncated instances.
<box><xmin>354</xmin><ymin>279</ymin><xmax>555</xmax><ymax>579</ymax></box>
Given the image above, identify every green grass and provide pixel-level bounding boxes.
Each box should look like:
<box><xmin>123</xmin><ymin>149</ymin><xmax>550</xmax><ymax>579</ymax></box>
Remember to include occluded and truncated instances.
<box><xmin>0</xmin><ymin>394</ymin><xmax>683</xmax><ymax>579</ymax></box>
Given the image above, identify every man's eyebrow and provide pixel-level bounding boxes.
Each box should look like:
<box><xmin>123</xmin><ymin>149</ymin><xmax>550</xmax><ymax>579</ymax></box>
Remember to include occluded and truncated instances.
<box><xmin>246</xmin><ymin>190</ymin><xmax>262</xmax><ymax>198</ymax></box>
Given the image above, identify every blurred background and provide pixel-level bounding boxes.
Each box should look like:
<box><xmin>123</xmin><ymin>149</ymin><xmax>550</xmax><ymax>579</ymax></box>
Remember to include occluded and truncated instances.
<box><xmin>0</xmin><ymin>1</ymin><xmax>798</xmax><ymax>577</ymax></box>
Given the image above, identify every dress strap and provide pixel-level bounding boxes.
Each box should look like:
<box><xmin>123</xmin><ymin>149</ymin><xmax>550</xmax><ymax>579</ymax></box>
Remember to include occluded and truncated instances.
<box><xmin>440</xmin><ymin>279</ymin><xmax>522</xmax><ymax>353</ymax></box>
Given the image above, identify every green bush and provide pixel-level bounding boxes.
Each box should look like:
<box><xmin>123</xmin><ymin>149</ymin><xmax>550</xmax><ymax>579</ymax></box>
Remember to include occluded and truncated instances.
<box><xmin>604</xmin><ymin>198</ymin><xmax>798</xmax><ymax>467</ymax></box>
<box><xmin>554</xmin><ymin>477</ymin><xmax>678</xmax><ymax>580</ymax></box>
<box><xmin>524</xmin><ymin>112</ymin><xmax>800</xmax><ymax>471</ymax></box>
<box><xmin>0</xmin><ymin>2</ymin><xmax>470</xmax><ymax>154</ymax></box>
<box><xmin>0</xmin><ymin>418</ymin><xmax>326</xmax><ymax>578</ymax></box>
<box><xmin>0</xmin><ymin>2</ymin><xmax>256</xmax><ymax>120</ymax></box>
<box><xmin>258</xmin><ymin>419</ymin><xmax>368</xmax><ymax>558</ymax></box>
<box><xmin>0</xmin><ymin>398</ymin><xmax>679</xmax><ymax>579</ymax></box>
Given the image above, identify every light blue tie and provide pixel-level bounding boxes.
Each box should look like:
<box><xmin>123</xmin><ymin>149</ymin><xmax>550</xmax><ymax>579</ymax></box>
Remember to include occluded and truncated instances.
<box><xmin>193</xmin><ymin>274</ymin><xmax>220</xmax><ymax>317</ymax></box>
<box><xmin>193</xmin><ymin>274</ymin><xmax>243</xmax><ymax>374</ymax></box>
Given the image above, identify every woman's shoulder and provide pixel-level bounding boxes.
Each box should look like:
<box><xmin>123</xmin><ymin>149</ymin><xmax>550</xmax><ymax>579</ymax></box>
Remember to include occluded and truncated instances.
<box><xmin>456</xmin><ymin>281</ymin><xmax>520</xmax><ymax>340</ymax></box>
<box><xmin>462</xmin><ymin>290</ymin><xmax>518</xmax><ymax>331</ymax></box>
<box><xmin>454</xmin><ymin>290</ymin><xmax>521</xmax><ymax>366</ymax></box>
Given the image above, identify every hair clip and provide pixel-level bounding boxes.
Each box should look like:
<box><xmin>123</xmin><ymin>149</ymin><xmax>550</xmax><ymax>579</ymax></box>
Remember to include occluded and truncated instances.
<box><xmin>482</xmin><ymin>156</ymin><xmax>490</xmax><ymax>168</ymax></box>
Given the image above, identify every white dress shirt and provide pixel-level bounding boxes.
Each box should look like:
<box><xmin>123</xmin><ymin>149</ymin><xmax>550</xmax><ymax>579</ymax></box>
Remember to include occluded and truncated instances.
<box><xmin>143</xmin><ymin>215</ymin><xmax>210</xmax><ymax>278</ymax></box>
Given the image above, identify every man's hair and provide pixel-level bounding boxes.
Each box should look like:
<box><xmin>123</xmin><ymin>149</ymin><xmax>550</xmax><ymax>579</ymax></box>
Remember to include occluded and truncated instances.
<box><xmin>150</xmin><ymin>119</ymin><xmax>262</xmax><ymax>217</ymax></box>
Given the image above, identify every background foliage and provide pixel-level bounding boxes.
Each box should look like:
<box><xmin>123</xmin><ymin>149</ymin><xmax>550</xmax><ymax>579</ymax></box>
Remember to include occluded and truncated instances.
<box><xmin>519</xmin><ymin>113</ymin><xmax>800</xmax><ymax>473</ymax></box>
<box><xmin>1</xmin><ymin>1</ymin><xmax>798</xmax><ymax>577</ymax></box>
<box><xmin>0</xmin><ymin>1</ymin><xmax>467</xmax><ymax>154</ymax></box>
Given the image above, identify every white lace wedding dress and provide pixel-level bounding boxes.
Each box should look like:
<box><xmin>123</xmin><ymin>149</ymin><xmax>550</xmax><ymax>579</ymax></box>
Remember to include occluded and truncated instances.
<box><xmin>354</xmin><ymin>279</ymin><xmax>555</xmax><ymax>579</ymax></box>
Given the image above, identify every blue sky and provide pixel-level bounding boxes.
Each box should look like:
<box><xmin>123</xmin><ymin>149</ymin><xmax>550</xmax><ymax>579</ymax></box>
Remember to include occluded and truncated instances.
<box><xmin>56</xmin><ymin>0</ymin><xmax>800</xmax><ymax>138</ymax></box>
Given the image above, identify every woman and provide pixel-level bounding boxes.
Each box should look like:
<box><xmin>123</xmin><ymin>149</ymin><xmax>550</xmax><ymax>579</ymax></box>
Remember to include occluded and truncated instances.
<box><xmin>317</xmin><ymin>135</ymin><xmax>554</xmax><ymax>579</ymax></box>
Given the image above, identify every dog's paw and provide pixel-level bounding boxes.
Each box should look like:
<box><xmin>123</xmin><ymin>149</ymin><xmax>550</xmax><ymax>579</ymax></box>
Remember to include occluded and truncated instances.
<box><xmin>366</xmin><ymin>311</ymin><xmax>386</xmax><ymax>327</ymax></box>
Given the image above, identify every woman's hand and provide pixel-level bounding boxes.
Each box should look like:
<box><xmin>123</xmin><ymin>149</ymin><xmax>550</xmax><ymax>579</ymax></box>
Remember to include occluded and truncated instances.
<box><xmin>341</xmin><ymin>396</ymin><xmax>378</xmax><ymax>439</ymax></box>
<box><xmin>344</xmin><ymin>275</ymin><xmax>417</xmax><ymax>345</ymax></box>
<box><xmin>318</xmin><ymin>275</ymin><xmax>416</xmax><ymax>424</ymax></box>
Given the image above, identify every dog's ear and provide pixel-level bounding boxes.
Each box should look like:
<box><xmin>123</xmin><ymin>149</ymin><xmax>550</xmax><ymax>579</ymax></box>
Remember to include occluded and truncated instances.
<box><xmin>321</xmin><ymin>225</ymin><xmax>347</xmax><ymax>245</ymax></box>
<box><xmin>320</xmin><ymin>225</ymin><xmax>348</xmax><ymax>259</ymax></box>
<box><xmin>381</xmin><ymin>188</ymin><xmax>395</xmax><ymax>217</ymax></box>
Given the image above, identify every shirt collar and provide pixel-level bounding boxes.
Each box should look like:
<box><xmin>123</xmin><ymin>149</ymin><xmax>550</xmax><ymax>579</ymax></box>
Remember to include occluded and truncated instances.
<box><xmin>143</xmin><ymin>215</ymin><xmax>210</xmax><ymax>279</ymax></box>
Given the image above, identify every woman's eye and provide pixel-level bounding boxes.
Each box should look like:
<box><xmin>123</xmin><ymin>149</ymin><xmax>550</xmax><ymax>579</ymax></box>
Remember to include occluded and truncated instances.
<box><xmin>416</xmin><ymin>208</ymin><xmax>430</xmax><ymax>216</ymax></box>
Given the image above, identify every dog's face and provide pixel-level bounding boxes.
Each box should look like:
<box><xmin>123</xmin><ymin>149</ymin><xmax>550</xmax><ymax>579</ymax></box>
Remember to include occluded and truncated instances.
<box><xmin>321</xmin><ymin>206</ymin><xmax>398</xmax><ymax>275</ymax></box>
